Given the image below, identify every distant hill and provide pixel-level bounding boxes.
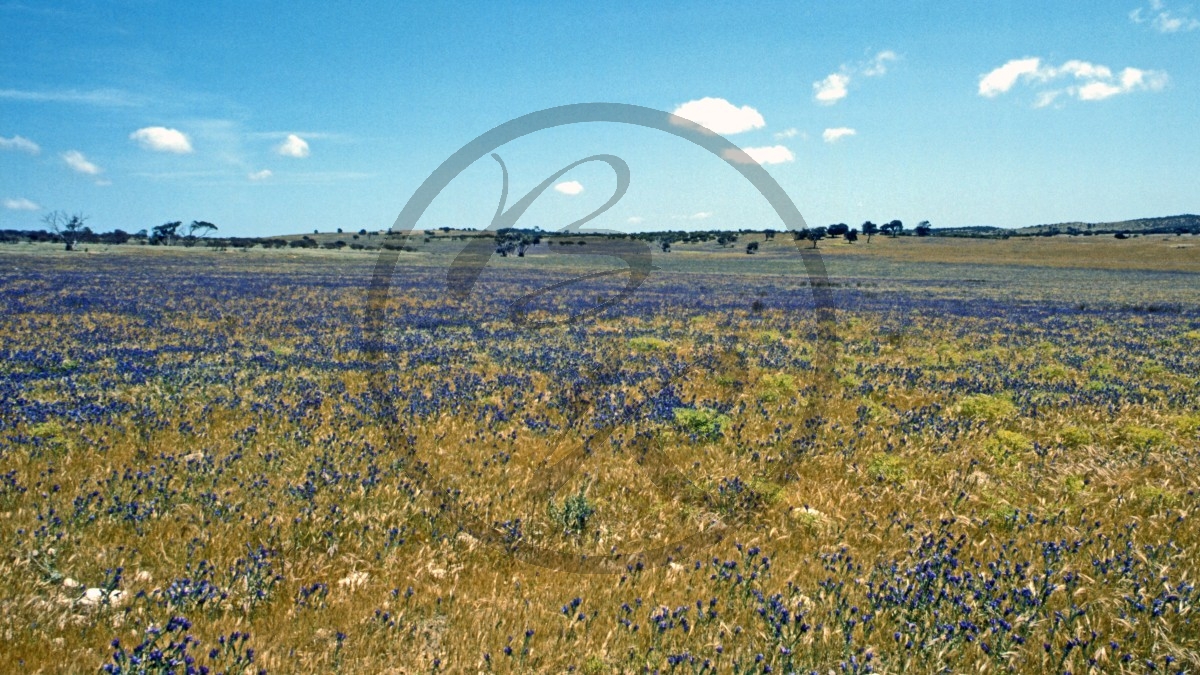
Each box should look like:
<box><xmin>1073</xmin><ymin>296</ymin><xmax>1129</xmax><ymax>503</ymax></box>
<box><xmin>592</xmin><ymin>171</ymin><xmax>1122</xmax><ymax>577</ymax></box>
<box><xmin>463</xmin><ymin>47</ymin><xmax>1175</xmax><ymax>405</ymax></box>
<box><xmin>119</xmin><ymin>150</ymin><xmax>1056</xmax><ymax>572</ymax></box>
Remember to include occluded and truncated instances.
<box><xmin>1013</xmin><ymin>214</ymin><xmax>1200</xmax><ymax>237</ymax></box>
<box><xmin>927</xmin><ymin>225</ymin><xmax>1008</xmax><ymax>238</ymax></box>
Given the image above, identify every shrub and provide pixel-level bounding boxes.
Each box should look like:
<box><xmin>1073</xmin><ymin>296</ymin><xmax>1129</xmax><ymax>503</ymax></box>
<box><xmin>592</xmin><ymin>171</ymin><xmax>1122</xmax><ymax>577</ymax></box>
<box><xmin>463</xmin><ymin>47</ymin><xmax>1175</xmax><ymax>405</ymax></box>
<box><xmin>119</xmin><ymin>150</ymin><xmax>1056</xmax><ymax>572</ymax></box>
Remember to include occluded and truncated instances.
<box><xmin>629</xmin><ymin>336</ymin><xmax>671</xmax><ymax>353</ymax></box>
<box><xmin>673</xmin><ymin>407</ymin><xmax>729</xmax><ymax>441</ymax></box>
<box><xmin>1064</xmin><ymin>474</ymin><xmax>1087</xmax><ymax>497</ymax></box>
<box><xmin>955</xmin><ymin>393</ymin><xmax>1017</xmax><ymax>423</ymax></box>
<box><xmin>548</xmin><ymin>487</ymin><xmax>595</xmax><ymax>536</ymax></box>
<box><xmin>986</xmin><ymin>430</ymin><xmax>1032</xmax><ymax>464</ymax></box>
<box><xmin>1057</xmin><ymin>425</ymin><xmax>1092</xmax><ymax>449</ymax></box>
<box><xmin>756</xmin><ymin>372</ymin><xmax>797</xmax><ymax>403</ymax></box>
<box><xmin>1135</xmin><ymin>485</ymin><xmax>1180</xmax><ymax>507</ymax></box>
<box><xmin>1118</xmin><ymin>425</ymin><xmax>1167</xmax><ymax>452</ymax></box>
<box><xmin>1176</xmin><ymin>414</ymin><xmax>1200</xmax><ymax>438</ymax></box>
<box><xmin>867</xmin><ymin>453</ymin><xmax>908</xmax><ymax>483</ymax></box>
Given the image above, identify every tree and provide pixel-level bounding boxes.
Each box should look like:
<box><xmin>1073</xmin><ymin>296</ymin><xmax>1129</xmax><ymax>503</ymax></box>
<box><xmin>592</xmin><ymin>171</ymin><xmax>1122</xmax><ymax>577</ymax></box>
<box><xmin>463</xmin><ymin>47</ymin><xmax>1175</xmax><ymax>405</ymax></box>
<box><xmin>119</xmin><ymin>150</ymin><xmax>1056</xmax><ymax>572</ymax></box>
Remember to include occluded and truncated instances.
<box><xmin>862</xmin><ymin>221</ymin><xmax>879</xmax><ymax>242</ymax></box>
<box><xmin>660</xmin><ymin>239</ymin><xmax>671</xmax><ymax>253</ymax></box>
<box><xmin>844</xmin><ymin>229</ymin><xmax>859</xmax><ymax>243</ymax></box>
<box><xmin>882</xmin><ymin>219</ymin><xmax>904</xmax><ymax>237</ymax></box>
<box><xmin>187</xmin><ymin>221</ymin><xmax>218</xmax><ymax>239</ymax></box>
<box><xmin>746</xmin><ymin>241</ymin><xmax>759</xmax><ymax>254</ymax></box>
<box><xmin>153</xmin><ymin>221</ymin><xmax>182</xmax><ymax>246</ymax></box>
<box><xmin>914</xmin><ymin>221</ymin><xmax>932</xmax><ymax>237</ymax></box>
<box><xmin>827</xmin><ymin>223</ymin><xmax>849</xmax><ymax>237</ymax></box>
<box><xmin>763</xmin><ymin>229</ymin><xmax>776</xmax><ymax>240</ymax></box>
<box><xmin>806</xmin><ymin>226</ymin><xmax>827</xmax><ymax>249</ymax></box>
<box><xmin>42</xmin><ymin>211</ymin><xmax>89</xmax><ymax>251</ymax></box>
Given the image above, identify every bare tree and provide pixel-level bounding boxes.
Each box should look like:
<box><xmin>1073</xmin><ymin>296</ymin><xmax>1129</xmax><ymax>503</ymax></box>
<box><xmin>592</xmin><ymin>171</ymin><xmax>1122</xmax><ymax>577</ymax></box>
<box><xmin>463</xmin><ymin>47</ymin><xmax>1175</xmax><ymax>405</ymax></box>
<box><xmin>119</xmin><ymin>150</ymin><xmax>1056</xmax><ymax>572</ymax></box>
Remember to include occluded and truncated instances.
<box><xmin>42</xmin><ymin>211</ymin><xmax>89</xmax><ymax>251</ymax></box>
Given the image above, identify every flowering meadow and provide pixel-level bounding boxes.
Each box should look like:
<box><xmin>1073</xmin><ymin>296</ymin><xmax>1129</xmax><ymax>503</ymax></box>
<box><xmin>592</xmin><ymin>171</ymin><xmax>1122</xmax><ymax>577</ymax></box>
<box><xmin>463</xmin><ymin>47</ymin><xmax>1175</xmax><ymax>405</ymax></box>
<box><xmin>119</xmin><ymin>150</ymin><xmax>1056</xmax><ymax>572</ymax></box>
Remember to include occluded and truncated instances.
<box><xmin>1</xmin><ymin>240</ymin><xmax>1198</xmax><ymax>673</ymax></box>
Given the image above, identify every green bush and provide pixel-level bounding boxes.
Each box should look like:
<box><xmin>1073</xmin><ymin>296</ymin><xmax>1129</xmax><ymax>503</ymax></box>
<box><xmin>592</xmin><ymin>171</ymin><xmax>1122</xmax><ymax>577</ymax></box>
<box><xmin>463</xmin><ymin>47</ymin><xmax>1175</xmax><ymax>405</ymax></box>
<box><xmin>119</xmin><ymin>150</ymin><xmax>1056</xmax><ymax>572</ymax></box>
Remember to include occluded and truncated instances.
<box><xmin>955</xmin><ymin>393</ymin><xmax>1017</xmax><ymax>423</ymax></box>
<box><xmin>986</xmin><ymin>430</ymin><xmax>1032</xmax><ymax>464</ymax></box>
<box><xmin>629</xmin><ymin>336</ymin><xmax>672</xmax><ymax>353</ymax></box>
<box><xmin>756</xmin><ymin>372</ymin><xmax>797</xmax><ymax>403</ymax></box>
<box><xmin>1058</xmin><ymin>425</ymin><xmax>1092</xmax><ymax>448</ymax></box>
<box><xmin>548</xmin><ymin>487</ymin><xmax>596</xmax><ymax>536</ymax></box>
<box><xmin>1118</xmin><ymin>425</ymin><xmax>1167</xmax><ymax>452</ymax></box>
<box><xmin>673</xmin><ymin>407</ymin><xmax>730</xmax><ymax>441</ymax></box>
<box><xmin>867</xmin><ymin>453</ymin><xmax>908</xmax><ymax>483</ymax></box>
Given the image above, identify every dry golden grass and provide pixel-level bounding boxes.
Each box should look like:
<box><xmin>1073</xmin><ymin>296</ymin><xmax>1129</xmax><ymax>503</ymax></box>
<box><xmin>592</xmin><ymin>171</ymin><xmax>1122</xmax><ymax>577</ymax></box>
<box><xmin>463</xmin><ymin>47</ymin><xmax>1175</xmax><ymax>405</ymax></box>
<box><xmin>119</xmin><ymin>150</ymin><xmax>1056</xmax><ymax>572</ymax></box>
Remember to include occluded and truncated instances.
<box><xmin>0</xmin><ymin>244</ymin><xmax>1197</xmax><ymax>673</ymax></box>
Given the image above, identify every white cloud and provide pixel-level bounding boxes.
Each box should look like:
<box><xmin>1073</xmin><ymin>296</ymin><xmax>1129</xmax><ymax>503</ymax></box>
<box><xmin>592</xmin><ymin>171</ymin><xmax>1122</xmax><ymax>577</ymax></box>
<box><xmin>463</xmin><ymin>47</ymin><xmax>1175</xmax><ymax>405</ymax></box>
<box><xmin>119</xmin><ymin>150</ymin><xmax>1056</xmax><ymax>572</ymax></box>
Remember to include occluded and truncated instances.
<box><xmin>688</xmin><ymin>211</ymin><xmax>712</xmax><ymax>220</ymax></box>
<box><xmin>813</xmin><ymin>73</ymin><xmax>850</xmax><ymax>104</ymax></box>
<box><xmin>1034</xmin><ymin>91</ymin><xmax>1062</xmax><ymax>108</ymax></box>
<box><xmin>980</xmin><ymin>58</ymin><xmax>1168</xmax><ymax>104</ymax></box>
<box><xmin>1058</xmin><ymin>60</ymin><xmax>1113</xmax><ymax>80</ymax></box>
<box><xmin>0</xmin><ymin>135</ymin><xmax>40</xmax><ymax>154</ymax></box>
<box><xmin>0</xmin><ymin>88</ymin><xmax>140</xmax><ymax>107</ymax></box>
<box><xmin>813</xmin><ymin>50</ymin><xmax>899</xmax><ymax>104</ymax></box>
<box><xmin>978</xmin><ymin>57</ymin><xmax>1043</xmax><ymax>97</ymax></box>
<box><xmin>823</xmin><ymin>127</ymin><xmax>857</xmax><ymax>143</ymax></box>
<box><xmin>553</xmin><ymin>180</ymin><xmax>584</xmax><ymax>195</ymax></box>
<box><xmin>723</xmin><ymin>145</ymin><xmax>795</xmax><ymax>165</ymax></box>
<box><xmin>862</xmin><ymin>50</ymin><xmax>898</xmax><ymax>77</ymax></box>
<box><xmin>626</xmin><ymin>216</ymin><xmax>644</xmax><ymax>225</ymax></box>
<box><xmin>4</xmin><ymin>197</ymin><xmax>40</xmax><ymax>211</ymax></box>
<box><xmin>130</xmin><ymin>126</ymin><xmax>193</xmax><ymax>153</ymax></box>
<box><xmin>774</xmin><ymin>127</ymin><xmax>799</xmax><ymax>139</ymax></box>
<box><xmin>248</xmin><ymin>169</ymin><xmax>273</xmax><ymax>181</ymax></box>
<box><xmin>670</xmin><ymin>97</ymin><xmax>766</xmax><ymax>135</ymax></box>
<box><xmin>62</xmin><ymin>150</ymin><xmax>101</xmax><ymax>175</ymax></box>
<box><xmin>1076</xmin><ymin>81</ymin><xmax>1125</xmax><ymax>101</ymax></box>
<box><xmin>1131</xmin><ymin>0</ymin><xmax>1200</xmax><ymax>32</ymax></box>
<box><xmin>276</xmin><ymin>133</ymin><xmax>310</xmax><ymax>158</ymax></box>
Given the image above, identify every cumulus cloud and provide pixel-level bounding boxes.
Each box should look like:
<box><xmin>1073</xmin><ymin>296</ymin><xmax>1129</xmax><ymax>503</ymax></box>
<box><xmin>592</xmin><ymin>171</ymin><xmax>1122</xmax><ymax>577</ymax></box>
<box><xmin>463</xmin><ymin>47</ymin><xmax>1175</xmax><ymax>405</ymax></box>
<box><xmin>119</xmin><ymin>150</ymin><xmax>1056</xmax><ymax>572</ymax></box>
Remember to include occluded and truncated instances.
<box><xmin>554</xmin><ymin>180</ymin><xmax>584</xmax><ymax>195</ymax></box>
<box><xmin>813</xmin><ymin>50</ymin><xmax>898</xmax><ymax>105</ymax></box>
<box><xmin>687</xmin><ymin>212</ymin><xmax>712</xmax><ymax>220</ymax></box>
<box><xmin>276</xmin><ymin>134</ymin><xmax>310</xmax><ymax>158</ymax></box>
<box><xmin>1131</xmin><ymin>0</ymin><xmax>1200</xmax><ymax>32</ymax></box>
<box><xmin>822</xmin><ymin>127</ymin><xmax>857</xmax><ymax>143</ymax></box>
<box><xmin>130</xmin><ymin>126</ymin><xmax>193</xmax><ymax>153</ymax></box>
<box><xmin>773</xmin><ymin>127</ymin><xmax>799</xmax><ymax>139</ymax></box>
<box><xmin>4</xmin><ymin>197</ymin><xmax>40</xmax><ymax>211</ymax></box>
<box><xmin>670</xmin><ymin>97</ymin><xmax>766</xmax><ymax>135</ymax></box>
<box><xmin>980</xmin><ymin>57</ymin><xmax>1168</xmax><ymax>105</ymax></box>
<box><xmin>0</xmin><ymin>135</ymin><xmax>40</xmax><ymax>154</ymax></box>
<box><xmin>248</xmin><ymin>169</ymin><xmax>273</xmax><ymax>181</ymax></box>
<box><xmin>723</xmin><ymin>145</ymin><xmax>795</xmax><ymax>165</ymax></box>
<box><xmin>626</xmin><ymin>216</ymin><xmax>644</xmax><ymax>225</ymax></box>
<box><xmin>978</xmin><ymin>57</ymin><xmax>1043</xmax><ymax>97</ymax></box>
<box><xmin>813</xmin><ymin>73</ymin><xmax>850</xmax><ymax>104</ymax></box>
<box><xmin>62</xmin><ymin>150</ymin><xmax>100</xmax><ymax>175</ymax></box>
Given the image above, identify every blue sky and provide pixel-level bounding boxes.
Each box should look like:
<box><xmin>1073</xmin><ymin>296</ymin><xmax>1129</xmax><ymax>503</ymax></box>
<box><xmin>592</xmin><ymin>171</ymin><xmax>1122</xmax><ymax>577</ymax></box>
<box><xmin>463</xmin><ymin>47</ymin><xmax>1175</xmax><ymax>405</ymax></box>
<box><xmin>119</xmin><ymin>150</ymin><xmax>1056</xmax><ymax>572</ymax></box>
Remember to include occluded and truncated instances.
<box><xmin>2</xmin><ymin>1</ymin><xmax>1198</xmax><ymax>236</ymax></box>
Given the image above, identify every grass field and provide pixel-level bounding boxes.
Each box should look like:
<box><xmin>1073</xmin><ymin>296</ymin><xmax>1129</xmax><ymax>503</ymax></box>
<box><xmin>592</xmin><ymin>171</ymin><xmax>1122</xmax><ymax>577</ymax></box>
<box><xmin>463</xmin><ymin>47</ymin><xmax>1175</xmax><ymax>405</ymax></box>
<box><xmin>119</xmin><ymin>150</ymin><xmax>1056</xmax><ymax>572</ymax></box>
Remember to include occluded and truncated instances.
<box><xmin>1</xmin><ymin>236</ymin><xmax>1198</xmax><ymax>673</ymax></box>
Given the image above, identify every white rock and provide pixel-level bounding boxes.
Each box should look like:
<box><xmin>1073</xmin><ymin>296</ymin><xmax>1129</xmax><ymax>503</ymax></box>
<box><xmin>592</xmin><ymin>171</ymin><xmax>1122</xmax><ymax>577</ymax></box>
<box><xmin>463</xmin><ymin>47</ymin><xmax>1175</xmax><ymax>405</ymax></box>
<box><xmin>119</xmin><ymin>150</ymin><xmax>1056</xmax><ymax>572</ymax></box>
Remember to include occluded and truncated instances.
<box><xmin>108</xmin><ymin>590</ymin><xmax>127</xmax><ymax>607</ymax></box>
<box><xmin>62</xmin><ymin>577</ymin><xmax>80</xmax><ymax>589</ymax></box>
<box><xmin>135</xmin><ymin>570</ymin><xmax>152</xmax><ymax>583</ymax></box>
<box><xmin>80</xmin><ymin>588</ymin><xmax>105</xmax><ymax>606</ymax></box>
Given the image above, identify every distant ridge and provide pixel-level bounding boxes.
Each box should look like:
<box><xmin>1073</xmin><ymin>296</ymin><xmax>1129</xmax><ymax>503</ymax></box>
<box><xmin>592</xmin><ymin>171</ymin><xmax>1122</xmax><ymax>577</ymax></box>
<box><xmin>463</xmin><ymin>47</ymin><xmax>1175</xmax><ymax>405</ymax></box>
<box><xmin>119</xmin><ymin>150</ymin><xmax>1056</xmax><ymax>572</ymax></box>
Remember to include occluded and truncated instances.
<box><xmin>1013</xmin><ymin>214</ymin><xmax>1200</xmax><ymax>237</ymax></box>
